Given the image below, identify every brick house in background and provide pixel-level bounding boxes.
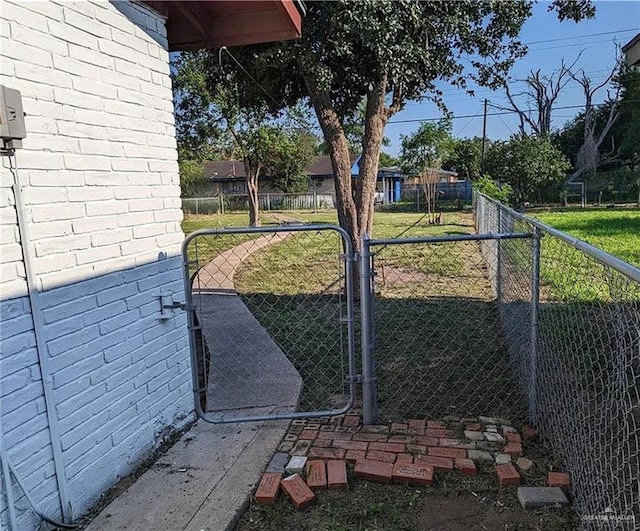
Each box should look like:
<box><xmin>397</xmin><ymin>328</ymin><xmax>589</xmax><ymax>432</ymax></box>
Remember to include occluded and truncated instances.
<box><xmin>0</xmin><ymin>2</ymin><xmax>301</xmax><ymax>530</ymax></box>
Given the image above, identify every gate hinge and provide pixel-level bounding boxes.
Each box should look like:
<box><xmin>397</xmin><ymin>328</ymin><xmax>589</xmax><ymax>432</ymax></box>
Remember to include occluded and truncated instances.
<box><xmin>346</xmin><ymin>374</ymin><xmax>362</xmax><ymax>383</ymax></box>
<box><xmin>341</xmin><ymin>253</ymin><xmax>358</xmax><ymax>263</ymax></box>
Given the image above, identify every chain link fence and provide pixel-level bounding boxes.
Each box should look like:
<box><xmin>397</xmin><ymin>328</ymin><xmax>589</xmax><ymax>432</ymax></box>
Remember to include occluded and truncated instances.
<box><xmin>182</xmin><ymin>225</ymin><xmax>355</xmax><ymax>423</ymax></box>
<box><xmin>182</xmin><ymin>192</ymin><xmax>336</xmax><ymax>215</ymax></box>
<box><xmin>366</xmin><ymin>232</ymin><xmax>532</xmax><ymax>424</ymax></box>
<box><xmin>476</xmin><ymin>193</ymin><xmax>640</xmax><ymax>530</ymax></box>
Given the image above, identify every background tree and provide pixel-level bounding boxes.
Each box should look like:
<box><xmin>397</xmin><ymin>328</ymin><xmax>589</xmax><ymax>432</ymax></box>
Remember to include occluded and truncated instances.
<box><xmin>179</xmin><ymin>159</ymin><xmax>208</xmax><ymax>197</ymax></box>
<box><xmin>173</xmin><ymin>0</ymin><xmax>594</xmax><ymax>248</ymax></box>
<box><xmin>379</xmin><ymin>152</ymin><xmax>399</xmax><ymax>168</ymax></box>
<box><xmin>485</xmin><ymin>134</ymin><xmax>570</xmax><ymax>205</ymax></box>
<box><xmin>400</xmin><ymin>119</ymin><xmax>455</xmax><ymax>223</ymax></box>
<box><xmin>444</xmin><ymin>137</ymin><xmax>485</xmax><ymax>180</ymax></box>
<box><xmin>265</xmin><ymin>130</ymin><xmax>317</xmax><ymax>193</ymax></box>
<box><xmin>496</xmin><ymin>57</ymin><xmax>580</xmax><ymax>136</ymax></box>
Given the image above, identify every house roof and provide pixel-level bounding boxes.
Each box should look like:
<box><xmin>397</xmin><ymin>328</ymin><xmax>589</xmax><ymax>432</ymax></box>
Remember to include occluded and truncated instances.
<box><xmin>141</xmin><ymin>0</ymin><xmax>303</xmax><ymax>52</ymax></box>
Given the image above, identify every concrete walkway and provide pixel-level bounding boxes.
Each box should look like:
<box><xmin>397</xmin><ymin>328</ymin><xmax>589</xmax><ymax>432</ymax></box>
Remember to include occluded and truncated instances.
<box><xmin>86</xmin><ymin>230</ymin><xmax>301</xmax><ymax>530</ymax></box>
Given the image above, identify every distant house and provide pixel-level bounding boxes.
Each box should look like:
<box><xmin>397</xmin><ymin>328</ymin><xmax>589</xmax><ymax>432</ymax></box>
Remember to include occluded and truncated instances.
<box><xmin>623</xmin><ymin>33</ymin><xmax>640</xmax><ymax>67</ymax></box>
<box><xmin>203</xmin><ymin>155</ymin><xmax>462</xmax><ymax>204</ymax></box>
<box><xmin>203</xmin><ymin>155</ymin><xmax>359</xmax><ymax>195</ymax></box>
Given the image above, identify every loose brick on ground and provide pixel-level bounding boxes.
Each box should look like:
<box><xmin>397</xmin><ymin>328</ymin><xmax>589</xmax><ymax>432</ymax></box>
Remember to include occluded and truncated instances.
<box><xmin>369</xmin><ymin>441</ymin><xmax>405</xmax><ymax>453</ymax></box>
<box><xmin>464</xmin><ymin>430</ymin><xmax>485</xmax><ymax>441</ymax></box>
<box><xmin>393</xmin><ymin>462</ymin><xmax>434</xmax><ymax>486</ymax></box>
<box><xmin>308</xmin><ymin>448</ymin><xmax>346</xmax><ymax>460</ymax></box>
<box><xmin>266</xmin><ymin>452</ymin><xmax>290</xmax><ymax>474</ymax></box>
<box><xmin>354</xmin><ymin>459</ymin><xmax>394</xmax><ymax>483</ymax></box>
<box><xmin>408</xmin><ymin>419</ymin><xmax>426</xmax><ymax>435</ymax></box>
<box><xmin>314</xmin><ymin>439</ymin><xmax>332</xmax><ymax>448</ymax></box>
<box><xmin>360</xmin><ymin>425</ymin><xmax>389</xmax><ymax>434</ymax></box>
<box><xmin>281</xmin><ymin>474</ymin><xmax>315</xmax><ymax>509</ymax></box>
<box><xmin>389</xmin><ymin>435</ymin><xmax>413</xmax><ymax>443</ymax></box>
<box><xmin>331</xmin><ymin>439</ymin><xmax>368</xmax><ymax>452</ymax></box>
<box><xmin>415</xmin><ymin>455</ymin><xmax>454</xmax><ymax>471</ymax></box>
<box><xmin>299</xmin><ymin>429</ymin><xmax>319</xmax><ymax>440</ymax></box>
<box><xmin>327</xmin><ymin>460</ymin><xmax>348</xmax><ymax>489</ymax></box>
<box><xmin>342</xmin><ymin>415</ymin><xmax>360</xmax><ymax>428</ymax></box>
<box><xmin>465</xmin><ymin>423</ymin><xmax>482</xmax><ymax>431</ymax></box>
<box><xmin>518</xmin><ymin>487</ymin><xmax>569</xmax><ymax>509</ymax></box>
<box><xmin>305</xmin><ymin>460</ymin><xmax>327</xmax><ymax>491</ymax></box>
<box><xmin>255</xmin><ymin>473</ymin><xmax>281</xmax><ymax>505</ymax></box>
<box><xmin>454</xmin><ymin>458</ymin><xmax>477</xmax><ymax>476</ymax></box>
<box><xmin>505</xmin><ymin>432</ymin><xmax>522</xmax><ymax>444</ymax></box>
<box><xmin>468</xmin><ymin>449</ymin><xmax>494</xmax><ymax>463</ymax></box>
<box><xmin>428</xmin><ymin>447</ymin><xmax>466</xmax><ymax>459</ymax></box>
<box><xmin>547</xmin><ymin>471</ymin><xmax>570</xmax><ymax>491</ymax></box>
<box><xmin>396</xmin><ymin>453</ymin><xmax>414</xmax><ymax>463</ymax></box>
<box><xmin>331</xmin><ymin>432</ymin><xmax>353</xmax><ymax>441</ymax></box>
<box><xmin>345</xmin><ymin>450</ymin><xmax>366</xmax><ymax>463</ymax></box>
<box><xmin>285</xmin><ymin>456</ymin><xmax>307</xmax><ymax>475</ymax></box>
<box><xmin>516</xmin><ymin>457</ymin><xmax>534</xmax><ymax>472</ymax></box>
<box><xmin>496</xmin><ymin>463</ymin><xmax>521</xmax><ymax>487</ymax></box>
<box><xmin>495</xmin><ymin>454</ymin><xmax>512</xmax><ymax>465</ymax></box>
<box><xmin>427</xmin><ymin>420</ymin><xmax>446</xmax><ymax>429</ymax></box>
<box><xmin>504</xmin><ymin>442</ymin><xmax>523</xmax><ymax>456</ymax></box>
<box><xmin>367</xmin><ymin>450</ymin><xmax>396</xmax><ymax>463</ymax></box>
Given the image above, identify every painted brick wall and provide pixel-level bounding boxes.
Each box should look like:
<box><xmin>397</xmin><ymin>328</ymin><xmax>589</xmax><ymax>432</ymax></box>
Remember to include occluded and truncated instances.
<box><xmin>0</xmin><ymin>2</ymin><xmax>193</xmax><ymax>528</ymax></box>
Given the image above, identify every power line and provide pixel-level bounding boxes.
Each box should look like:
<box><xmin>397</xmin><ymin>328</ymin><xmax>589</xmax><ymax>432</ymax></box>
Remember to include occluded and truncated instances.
<box><xmin>523</xmin><ymin>28</ymin><xmax>638</xmax><ymax>46</ymax></box>
<box><xmin>388</xmin><ymin>101</ymin><xmax>637</xmax><ymax>125</ymax></box>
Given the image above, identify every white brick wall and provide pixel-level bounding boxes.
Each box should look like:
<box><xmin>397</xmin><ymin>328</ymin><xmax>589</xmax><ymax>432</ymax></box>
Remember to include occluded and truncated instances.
<box><xmin>0</xmin><ymin>2</ymin><xmax>193</xmax><ymax>529</ymax></box>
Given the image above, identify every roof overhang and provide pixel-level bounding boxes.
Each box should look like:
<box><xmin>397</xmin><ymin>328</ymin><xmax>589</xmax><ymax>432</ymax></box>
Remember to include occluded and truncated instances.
<box><xmin>623</xmin><ymin>33</ymin><xmax>640</xmax><ymax>67</ymax></box>
<box><xmin>141</xmin><ymin>0</ymin><xmax>303</xmax><ymax>52</ymax></box>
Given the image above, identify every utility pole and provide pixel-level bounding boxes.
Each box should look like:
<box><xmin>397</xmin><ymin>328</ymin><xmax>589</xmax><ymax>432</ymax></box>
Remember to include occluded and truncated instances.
<box><xmin>481</xmin><ymin>98</ymin><xmax>488</xmax><ymax>176</ymax></box>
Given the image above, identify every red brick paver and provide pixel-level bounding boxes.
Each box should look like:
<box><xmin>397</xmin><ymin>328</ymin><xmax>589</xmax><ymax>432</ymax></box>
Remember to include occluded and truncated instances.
<box><xmin>367</xmin><ymin>450</ymin><xmax>396</xmax><ymax>463</ymax></box>
<box><xmin>504</xmin><ymin>442</ymin><xmax>523</xmax><ymax>456</ymax></box>
<box><xmin>345</xmin><ymin>450</ymin><xmax>366</xmax><ymax>463</ymax></box>
<box><xmin>427</xmin><ymin>420</ymin><xmax>446</xmax><ymax>429</ymax></box>
<box><xmin>308</xmin><ymin>448</ymin><xmax>346</xmax><ymax>460</ymax></box>
<box><xmin>306</xmin><ymin>460</ymin><xmax>327</xmax><ymax>491</ymax></box>
<box><xmin>354</xmin><ymin>459</ymin><xmax>394</xmax><ymax>483</ymax></box>
<box><xmin>331</xmin><ymin>440</ymin><xmax>368</xmax><ymax>452</ymax></box>
<box><xmin>428</xmin><ymin>447</ymin><xmax>467</xmax><ymax>459</ymax></box>
<box><xmin>369</xmin><ymin>442</ymin><xmax>405</xmax><ymax>453</ymax></box>
<box><xmin>415</xmin><ymin>455</ymin><xmax>454</xmax><ymax>471</ymax></box>
<box><xmin>393</xmin><ymin>462</ymin><xmax>434</xmax><ymax>486</ymax></box>
<box><xmin>505</xmin><ymin>432</ymin><xmax>522</xmax><ymax>444</ymax></box>
<box><xmin>496</xmin><ymin>463</ymin><xmax>521</xmax><ymax>487</ymax></box>
<box><xmin>408</xmin><ymin>419</ymin><xmax>426</xmax><ymax>435</ymax></box>
<box><xmin>454</xmin><ymin>458</ymin><xmax>477</xmax><ymax>477</ymax></box>
<box><xmin>299</xmin><ymin>429</ymin><xmax>319</xmax><ymax>440</ymax></box>
<box><xmin>396</xmin><ymin>453</ymin><xmax>414</xmax><ymax>463</ymax></box>
<box><xmin>281</xmin><ymin>474</ymin><xmax>315</xmax><ymax>509</ymax></box>
<box><xmin>255</xmin><ymin>473</ymin><xmax>281</xmax><ymax>505</ymax></box>
<box><xmin>327</xmin><ymin>460</ymin><xmax>348</xmax><ymax>489</ymax></box>
<box><xmin>342</xmin><ymin>415</ymin><xmax>360</xmax><ymax>428</ymax></box>
<box><xmin>548</xmin><ymin>471</ymin><xmax>570</xmax><ymax>491</ymax></box>
<box><xmin>465</xmin><ymin>423</ymin><xmax>482</xmax><ymax>431</ymax></box>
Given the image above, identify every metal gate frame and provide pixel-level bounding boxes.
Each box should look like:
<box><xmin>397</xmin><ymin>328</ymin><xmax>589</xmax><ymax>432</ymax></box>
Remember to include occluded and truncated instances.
<box><xmin>181</xmin><ymin>224</ymin><xmax>357</xmax><ymax>424</ymax></box>
<box><xmin>359</xmin><ymin>231</ymin><xmax>534</xmax><ymax>424</ymax></box>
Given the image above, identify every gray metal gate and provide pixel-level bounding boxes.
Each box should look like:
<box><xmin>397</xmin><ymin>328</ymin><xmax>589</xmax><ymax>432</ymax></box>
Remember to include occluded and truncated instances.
<box><xmin>359</xmin><ymin>231</ymin><xmax>534</xmax><ymax>425</ymax></box>
<box><xmin>182</xmin><ymin>224</ymin><xmax>356</xmax><ymax>423</ymax></box>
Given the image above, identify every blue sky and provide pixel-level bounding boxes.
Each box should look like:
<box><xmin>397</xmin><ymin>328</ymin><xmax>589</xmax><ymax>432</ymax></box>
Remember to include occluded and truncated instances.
<box><xmin>384</xmin><ymin>1</ymin><xmax>640</xmax><ymax>156</ymax></box>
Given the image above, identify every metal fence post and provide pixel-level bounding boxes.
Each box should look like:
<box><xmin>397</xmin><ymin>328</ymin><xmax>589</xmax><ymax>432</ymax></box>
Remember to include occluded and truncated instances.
<box><xmin>496</xmin><ymin>207</ymin><xmax>502</xmax><ymax>304</ymax></box>
<box><xmin>529</xmin><ymin>226</ymin><xmax>541</xmax><ymax>424</ymax></box>
<box><xmin>360</xmin><ymin>234</ymin><xmax>377</xmax><ymax>424</ymax></box>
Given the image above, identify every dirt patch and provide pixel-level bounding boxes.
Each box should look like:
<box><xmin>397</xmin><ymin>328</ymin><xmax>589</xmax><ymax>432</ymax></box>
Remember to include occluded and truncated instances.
<box><xmin>414</xmin><ymin>491</ymin><xmax>576</xmax><ymax>530</ymax></box>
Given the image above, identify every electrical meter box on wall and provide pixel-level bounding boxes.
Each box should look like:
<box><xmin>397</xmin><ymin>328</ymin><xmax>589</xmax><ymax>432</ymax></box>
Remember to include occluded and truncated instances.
<box><xmin>0</xmin><ymin>85</ymin><xmax>26</xmax><ymax>150</ymax></box>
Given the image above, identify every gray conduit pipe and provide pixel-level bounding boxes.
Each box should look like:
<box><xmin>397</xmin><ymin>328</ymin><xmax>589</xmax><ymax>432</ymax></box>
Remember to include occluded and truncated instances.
<box><xmin>6</xmin><ymin>154</ymin><xmax>72</xmax><ymax>523</ymax></box>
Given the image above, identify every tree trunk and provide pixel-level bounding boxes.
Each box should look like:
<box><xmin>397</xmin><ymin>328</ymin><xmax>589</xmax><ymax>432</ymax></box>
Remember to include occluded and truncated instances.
<box><xmin>637</xmin><ymin>176</ymin><xmax>640</xmax><ymax>208</ymax></box>
<box><xmin>304</xmin><ymin>75</ymin><xmax>359</xmax><ymax>251</ymax></box>
<box><xmin>245</xmin><ymin>159</ymin><xmax>261</xmax><ymax>227</ymax></box>
<box><xmin>355</xmin><ymin>79</ymin><xmax>389</xmax><ymax>242</ymax></box>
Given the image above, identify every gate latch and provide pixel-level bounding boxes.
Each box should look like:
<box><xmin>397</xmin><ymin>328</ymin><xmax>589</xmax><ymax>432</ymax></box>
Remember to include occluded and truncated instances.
<box><xmin>159</xmin><ymin>291</ymin><xmax>186</xmax><ymax>320</ymax></box>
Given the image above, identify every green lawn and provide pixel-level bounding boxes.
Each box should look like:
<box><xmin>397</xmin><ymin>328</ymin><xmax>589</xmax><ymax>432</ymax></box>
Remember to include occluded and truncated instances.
<box><xmin>534</xmin><ymin>208</ymin><xmax>640</xmax><ymax>267</ymax></box>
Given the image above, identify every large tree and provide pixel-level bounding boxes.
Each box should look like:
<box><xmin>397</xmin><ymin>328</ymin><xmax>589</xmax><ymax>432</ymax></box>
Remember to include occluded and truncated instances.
<box><xmin>173</xmin><ymin>0</ymin><xmax>594</xmax><ymax>248</ymax></box>
<box><xmin>444</xmin><ymin>136</ymin><xmax>485</xmax><ymax>180</ymax></box>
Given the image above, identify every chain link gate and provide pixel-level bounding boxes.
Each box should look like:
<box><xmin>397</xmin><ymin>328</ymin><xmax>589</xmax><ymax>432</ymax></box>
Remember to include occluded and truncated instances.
<box><xmin>182</xmin><ymin>225</ymin><xmax>356</xmax><ymax>423</ymax></box>
<box><xmin>359</xmin><ymin>231</ymin><xmax>534</xmax><ymax>425</ymax></box>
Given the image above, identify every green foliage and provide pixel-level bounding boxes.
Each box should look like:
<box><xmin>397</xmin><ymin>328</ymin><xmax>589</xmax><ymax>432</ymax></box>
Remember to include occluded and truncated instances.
<box><xmin>399</xmin><ymin>119</ymin><xmax>454</xmax><ymax>175</ymax></box>
<box><xmin>485</xmin><ymin>134</ymin><xmax>571</xmax><ymax>204</ymax></box>
<box><xmin>616</xmin><ymin>65</ymin><xmax>640</xmax><ymax>170</ymax></box>
<box><xmin>179</xmin><ymin>159</ymin><xmax>208</xmax><ymax>197</ymax></box>
<box><xmin>379</xmin><ymin>151</ymin><xmax>398</xmax><ymax>168</ymax></box>
<box><xmin>265</xmin><ymin>130</ymin><xmax>317</xmax><ymax>193</ymax></box>
<box><xmin>473</xmin><ymin>176</ymin><xmax>513</xmax><ymax>204</ymax></box>
<box><xmin>444</xmin><ymin>137</ymin><xmax>485</xmax><ymax>180</ymax></box>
